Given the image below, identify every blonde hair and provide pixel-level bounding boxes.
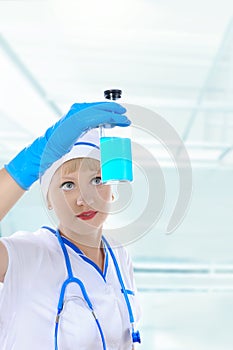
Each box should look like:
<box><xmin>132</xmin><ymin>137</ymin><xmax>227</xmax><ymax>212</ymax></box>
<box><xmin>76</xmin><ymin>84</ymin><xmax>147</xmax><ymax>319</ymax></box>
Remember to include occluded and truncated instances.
<box><xmin>61</xmin><ymin>157</ymin><xmax>101</xmax><ymax>176</ymax></box>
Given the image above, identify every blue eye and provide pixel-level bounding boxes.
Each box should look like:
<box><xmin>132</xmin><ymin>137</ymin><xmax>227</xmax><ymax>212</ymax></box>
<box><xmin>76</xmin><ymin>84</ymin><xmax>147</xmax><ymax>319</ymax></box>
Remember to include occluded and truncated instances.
<box><xmin>91</xmin><ymin>177</ymin><xmax>102</xmax><ymax>186</ymax></box>
<box><xmin>61</xmin><ymin>182</ymin><xmax>75</xmax><ymax>191</ymax></box>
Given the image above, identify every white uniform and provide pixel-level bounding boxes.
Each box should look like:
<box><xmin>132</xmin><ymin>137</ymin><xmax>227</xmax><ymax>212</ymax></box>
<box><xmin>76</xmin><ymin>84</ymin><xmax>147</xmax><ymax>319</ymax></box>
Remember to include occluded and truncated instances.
<box><xmin>0</xmin><ymin>227</ymin><xmax>141</xmax><ymax>350</ymax></box>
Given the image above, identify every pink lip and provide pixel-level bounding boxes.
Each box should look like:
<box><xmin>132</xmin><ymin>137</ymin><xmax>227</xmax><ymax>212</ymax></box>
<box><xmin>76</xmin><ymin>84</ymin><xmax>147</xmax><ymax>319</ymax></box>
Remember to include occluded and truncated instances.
<box><xmin>77</xmin><ymin>210</ymin><xmax>97</xmax><ymax>221</ymax></box>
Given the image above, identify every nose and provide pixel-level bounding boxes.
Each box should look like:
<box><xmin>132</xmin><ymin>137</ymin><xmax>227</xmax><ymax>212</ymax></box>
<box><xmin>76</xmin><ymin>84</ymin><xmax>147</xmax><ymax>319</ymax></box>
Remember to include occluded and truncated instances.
<box><xmin>76</xmin><ymin>194</ymin><xmax>84</xmax><ymax>206</ymax></box>
<box><xmin>76</xmin><ymin>193</ymin><xmax>94</xmax><ymax>207</ymax></box>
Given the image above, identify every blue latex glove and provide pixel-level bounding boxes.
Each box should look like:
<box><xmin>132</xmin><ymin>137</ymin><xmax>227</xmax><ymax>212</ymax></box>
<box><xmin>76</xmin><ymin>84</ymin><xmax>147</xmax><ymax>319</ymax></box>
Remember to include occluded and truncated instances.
<box><xmin>5</xmin><ymin>102</ymin><xmax>130</xmax><ymax>190</ymax></box>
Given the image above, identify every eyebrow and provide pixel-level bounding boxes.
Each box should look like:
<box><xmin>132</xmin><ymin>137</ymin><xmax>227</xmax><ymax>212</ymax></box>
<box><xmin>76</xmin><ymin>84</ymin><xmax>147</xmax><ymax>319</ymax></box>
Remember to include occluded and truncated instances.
<box><xmin>60</xmin><ymin>170</ymin><xmax>101</xmax><ymax>180</ymax></box>
<box><xmin>59</xmin><ymin>175</ymin><xmax>77</xmax><ymax>181</ymax></box>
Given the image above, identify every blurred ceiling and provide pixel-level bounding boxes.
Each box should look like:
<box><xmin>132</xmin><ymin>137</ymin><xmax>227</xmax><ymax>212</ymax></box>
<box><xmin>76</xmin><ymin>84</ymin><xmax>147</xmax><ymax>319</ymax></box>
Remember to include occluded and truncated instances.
<box><xmin>0</xmin><ymin>0</ymin><xmax>233</xmax><ymax>167</ymax></box>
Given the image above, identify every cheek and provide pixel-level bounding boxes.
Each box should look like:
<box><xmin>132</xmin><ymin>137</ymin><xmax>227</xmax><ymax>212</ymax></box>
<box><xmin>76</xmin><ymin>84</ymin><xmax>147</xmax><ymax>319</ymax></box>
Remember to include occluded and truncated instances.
<box><xmin>51</xmin><ymin>192</ymin><xmax>75</xmax><ymax>214</ymax></box>
<box><xmin>96</xmin><ymin>187</ymin><xmax>112</xmax><ymax>203</ymax></box>
<box><xmin>96</xmin><ymin>189</ymin><xmax>112</xmax><ymax>215</ymax></box>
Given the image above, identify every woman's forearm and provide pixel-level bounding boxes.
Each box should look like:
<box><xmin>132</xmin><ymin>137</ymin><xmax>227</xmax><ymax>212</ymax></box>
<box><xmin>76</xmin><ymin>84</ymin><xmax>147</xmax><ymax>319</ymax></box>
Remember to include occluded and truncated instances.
<box><xmin>0</xmin><ymin>168</ymin><xmax>25</xmax><ymax>221</ymax></box>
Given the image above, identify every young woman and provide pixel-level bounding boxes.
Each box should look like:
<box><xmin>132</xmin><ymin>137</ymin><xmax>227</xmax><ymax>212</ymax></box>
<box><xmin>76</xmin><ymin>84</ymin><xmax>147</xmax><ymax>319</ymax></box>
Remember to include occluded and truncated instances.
<box><xmin>0</xmin><ymin>101</ymin><xmax>141</xmax><ymax>349</ymax></box>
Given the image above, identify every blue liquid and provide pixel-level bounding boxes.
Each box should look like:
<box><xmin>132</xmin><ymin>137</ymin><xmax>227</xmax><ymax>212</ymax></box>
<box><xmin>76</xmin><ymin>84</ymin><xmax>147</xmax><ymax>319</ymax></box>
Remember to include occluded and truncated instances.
<box><xmin>100</xmin><ymin>137</ymin><xmax>133</xmax><ymax>183</ymax></box>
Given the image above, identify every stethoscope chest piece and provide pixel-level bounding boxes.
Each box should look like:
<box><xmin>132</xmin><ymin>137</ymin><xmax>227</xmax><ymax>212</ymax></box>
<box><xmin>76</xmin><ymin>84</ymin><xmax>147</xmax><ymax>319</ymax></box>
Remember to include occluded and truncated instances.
<box><xmin>132</xmin><ymin>329</ymin><xmax>141</xmax><ymax>343</ymax></box>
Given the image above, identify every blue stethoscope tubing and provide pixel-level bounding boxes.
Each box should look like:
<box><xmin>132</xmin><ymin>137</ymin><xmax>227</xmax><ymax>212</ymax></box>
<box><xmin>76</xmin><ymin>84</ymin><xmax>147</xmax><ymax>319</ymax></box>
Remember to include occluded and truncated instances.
<box><xmin>54</xmin><ymin>229</ymin><xmax>141</xmax><ymax>349</ymax></box>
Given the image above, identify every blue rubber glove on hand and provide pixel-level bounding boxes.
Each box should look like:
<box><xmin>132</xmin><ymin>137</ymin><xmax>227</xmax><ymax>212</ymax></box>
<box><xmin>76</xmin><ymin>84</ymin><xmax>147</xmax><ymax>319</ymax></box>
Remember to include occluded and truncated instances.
<box><xmin>5</xmin><ymin>102</ymin><xmax>130</xmax><ymax>190</ymax></box>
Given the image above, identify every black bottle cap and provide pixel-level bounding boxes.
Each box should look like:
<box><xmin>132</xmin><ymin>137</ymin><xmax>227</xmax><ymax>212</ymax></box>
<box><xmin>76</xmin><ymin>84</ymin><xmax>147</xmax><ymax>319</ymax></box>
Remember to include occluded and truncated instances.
<box><xmin>104</xmin><ymin>89</ymin><xmax>122</xmax><ymax>100</ymax></box>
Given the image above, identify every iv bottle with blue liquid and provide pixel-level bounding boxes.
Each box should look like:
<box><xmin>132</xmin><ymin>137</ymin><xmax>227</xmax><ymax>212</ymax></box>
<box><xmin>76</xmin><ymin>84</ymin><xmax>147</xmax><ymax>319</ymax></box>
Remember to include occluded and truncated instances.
<box><xmin>100</xmin><ymin>89</ymin><xmax>133</xmax><ymax>184</ymax></box>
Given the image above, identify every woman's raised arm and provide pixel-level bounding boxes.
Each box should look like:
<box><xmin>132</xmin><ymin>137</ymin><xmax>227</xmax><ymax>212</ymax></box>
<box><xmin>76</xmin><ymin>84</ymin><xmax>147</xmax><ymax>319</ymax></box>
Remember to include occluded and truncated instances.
<box><xmin>0</xmin><ymin>168</ymin><xmax>25</xmax><ymax>221</ymax></box>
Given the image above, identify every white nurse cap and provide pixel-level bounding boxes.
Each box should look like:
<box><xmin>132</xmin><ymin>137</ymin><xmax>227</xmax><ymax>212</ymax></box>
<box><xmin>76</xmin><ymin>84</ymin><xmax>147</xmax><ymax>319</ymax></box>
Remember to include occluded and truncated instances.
<box><xmin>40</xmin><ymin>128</ymin><xmax>100</xmax><ymax>200</ymax></box>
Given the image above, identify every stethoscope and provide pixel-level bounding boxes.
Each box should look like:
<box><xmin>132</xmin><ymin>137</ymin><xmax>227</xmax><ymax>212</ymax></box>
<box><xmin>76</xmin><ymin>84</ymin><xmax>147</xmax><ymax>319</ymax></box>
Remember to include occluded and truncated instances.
<box><xmin>46</xmin><ymin>228</ymin><xmax>141</xmax><ymax>350</ymax></box>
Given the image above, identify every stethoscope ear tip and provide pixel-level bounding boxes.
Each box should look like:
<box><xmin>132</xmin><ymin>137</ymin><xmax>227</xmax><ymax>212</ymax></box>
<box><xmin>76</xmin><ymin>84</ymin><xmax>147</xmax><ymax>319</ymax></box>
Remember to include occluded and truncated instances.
<box><xmin>132</xmin><ymin>330</ymin><xmax>141</xmax><ymax>343</ymax></box>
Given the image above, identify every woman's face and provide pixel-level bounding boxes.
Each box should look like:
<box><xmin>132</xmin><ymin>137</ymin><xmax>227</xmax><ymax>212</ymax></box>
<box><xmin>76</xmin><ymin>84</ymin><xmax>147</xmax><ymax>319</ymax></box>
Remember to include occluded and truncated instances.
<box><xmin>47</xmin><ymin>158</ymin><xmax>112</xmax><ymax>237</ymax></box>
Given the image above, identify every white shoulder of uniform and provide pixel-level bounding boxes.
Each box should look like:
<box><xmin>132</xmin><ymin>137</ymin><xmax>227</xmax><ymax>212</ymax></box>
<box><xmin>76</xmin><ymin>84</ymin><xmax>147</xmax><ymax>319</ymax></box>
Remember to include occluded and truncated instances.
<box><xmin>0</xmin><ymin>227</ymin><xmax>59</xmax><ymax>286</ymax></box>
<box><xmin>0</xmin><ymin>227</ymin><xmax>58</xmax><ymax>258</ymax></box>
<box><xmin>103</xmin><ymin>236</ymin><xmax>134</xmax><ymax>281</ymax></box>
<box><xmin>104</xmin><ymin>236</ymin><xmax>131</xmax><ymax>261</ymax></box>
<box><xmin>1</xmin><ymin>226</ymin><xmax>55</xmax><ymax>240</ymax></box>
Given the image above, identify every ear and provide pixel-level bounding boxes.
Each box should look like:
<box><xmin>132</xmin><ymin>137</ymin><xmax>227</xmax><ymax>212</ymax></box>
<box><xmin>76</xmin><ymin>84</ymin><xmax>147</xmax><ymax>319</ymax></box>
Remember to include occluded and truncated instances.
<box><xmin>47</xmin><ymin>192</ymin><xmax>53</xmax><ymax>210</ymax></box>
<box><xmin>111</xmin><ymin>184</ymin><xmax>118</xmax><ymax>202</ymax></box>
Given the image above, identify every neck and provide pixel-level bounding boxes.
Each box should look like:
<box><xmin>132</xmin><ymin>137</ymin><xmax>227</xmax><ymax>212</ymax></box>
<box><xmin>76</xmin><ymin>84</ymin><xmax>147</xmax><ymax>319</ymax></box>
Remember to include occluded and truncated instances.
<box><xmin>77</xmin><ymin>241</ymin><xmax>105</xmax><ymax>271</ymax></box>
<box><xmin>58</xmin><ymin>227</ymin><xmax>105</xmax><ymax>271</ymax></box>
